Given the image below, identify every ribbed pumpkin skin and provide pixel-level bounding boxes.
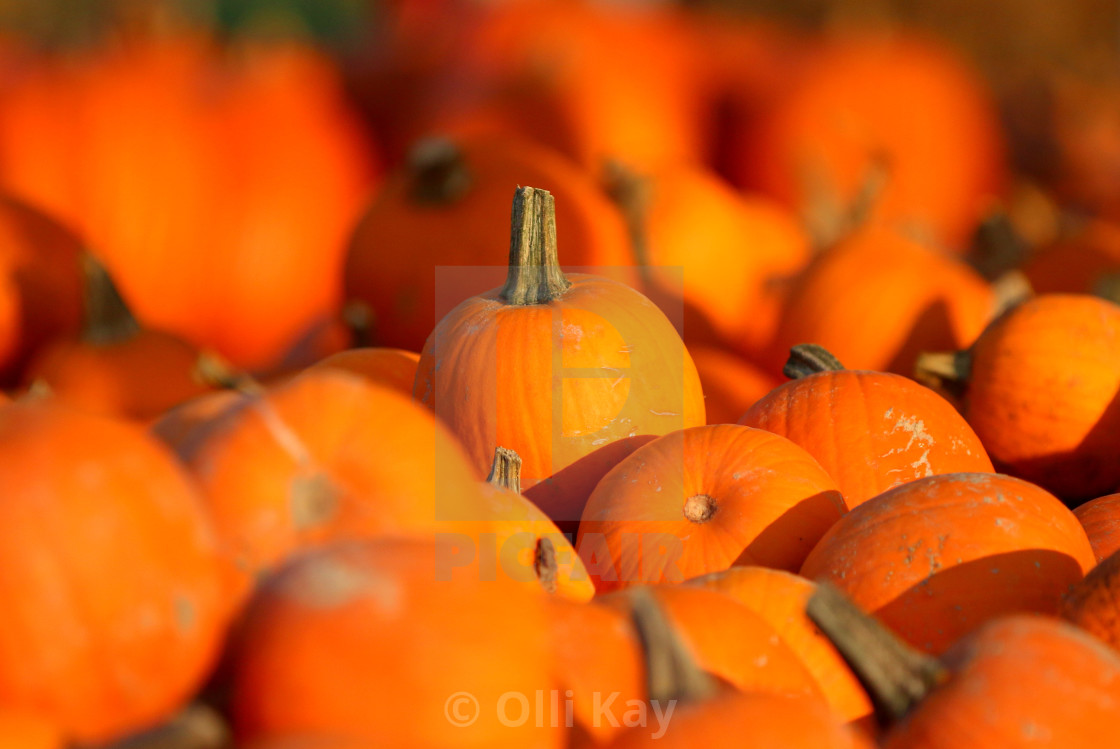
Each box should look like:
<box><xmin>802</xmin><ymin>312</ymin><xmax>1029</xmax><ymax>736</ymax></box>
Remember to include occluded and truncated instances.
<box><xmin>684</xmin><ymin>567</ymin><xmax>872</xmax><ymax>724</ymax></box>
<box><xmin>604</xmin><ymin>692</ymin><xmax>874</xmax><ymax>749</ymax></box>
<box><xmin>577</xmin><ymin>425</ymin><xmax>844</xmax><ymax>592</ymax></box>
<box><xmin>307</xmin><ymin>347</ymin><xmax>420</xmax><ymax>398</ymax></box>
<box><xmin>767</xmin><ymin>226</ymin><xmax>994</xmax><ymax>377</ymax></box>
<box><xmin>0</xmin><ymin>403</ymin><xmax>229</xmax><ymax>745</ymax></box>
<box><xmin>344</xmin><ymin>135</ymin><xmax>631</xmax><ymax>353</ymax></box>
<box><xmin>168</xmin><ymin>370</ymin><xmax>488</xmax><ymax>605</ymax></box>
<box><xmin>1074</xmin><ymin>494</ymin><xmax>1120</xmax><ymax>562</ymax></box>
<box><xmin>882</xmin><ymin>616</ymin><xmax>1120</xmax><ymax>748</ymax></box>
<box><xmin>416</xmin><ymin>274</ymin><xmax>705</xmax><ymax>530</ymax></box>
<box><xmin>595</xmin><ymin>586</ymin><xmax>822</xmax><ymax>699</ymax></box>
<box><xmin>959</xmin><ymin>294</ymin><xmax>1120</xmax><ymax>501</ymax></box>
<box><xmin>230</xmin><ymin>538</ymin><xmax>564</xmax><ymax>749</ymax></box>
<box><xmin>741</xmin><ymin>369</ymin><xmax>992</xmax><ymax>508</ymax></box>
<box><xmin>1061</xmin><ymin>547</ymin><xmax>1120</xmax><ymax>649</ymax></box>
<box><xmin>801</xmin><ymin>473</ymin><xmax>1096</xmax><ymax>654</ymax></box>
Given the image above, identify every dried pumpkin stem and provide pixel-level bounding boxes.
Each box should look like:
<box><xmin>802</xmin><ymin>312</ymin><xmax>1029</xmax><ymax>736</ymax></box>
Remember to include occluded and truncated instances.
<box><xmin>407</xmin><ymin>137</ymin><xmax>472</xmax><ymax>205</ymax></box>
<box><xmin>534</xmin><ymin>537</ymin><xmax>559</xmax><ymax>595</ymax></box>
<box><xmin>107</xmin><ymin>703</ymin><xmax>230</xmax><ymax>749</ymax></box>
<box><xmin>193</xmin><ymin>351</ymin><xmax>264</xmax><ymax>396</ymax></box>
<box><xmin>81</xmin><ymin>253</ymin><xmax>140</xmax><ymax>345</ymax></box>
<box><xmin>806</xmin><ymin>583</ymin><xmax>948</xmax><ymax>726</ymax></box>
<box><xmin>629</xmin><ymin>587</ymin><xmax>718</xmax><ymax>706</ymax></box>
<box><xmin>603</xmin><ymin>159</ymin><xmax>653</xmax><ymax>282</ymax></box>
<box><xmin>500</xmin><ymin>186</ymin><xmax>571</xmax><ymax>305</ymax></box>
<box><xmin>913</xmin><ymin>350</ymin><xmax>971</xmax><ymax>397</ymax></box>
<box><xmin>967</xmin><ymin>211</ymin><xmax>1030</xmax><ymax>282</ymax></box>
<box><xmin>783</xmin><ymin>343</ymin><xmax>845</xmax><ymax>379</ymax></box>
<box><xmin>487</xmin><ymin>446</ymin><xmax>523</xmax><ymax>494</ymax></box>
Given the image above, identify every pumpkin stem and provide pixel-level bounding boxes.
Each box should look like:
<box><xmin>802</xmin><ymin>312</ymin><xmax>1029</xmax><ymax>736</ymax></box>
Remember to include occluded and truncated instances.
<box><xmin>603</xmin><ymin>159</ymin><xmax>653</xmax><ymax>283</ymax></box>
<box><xmin>105</xmin><ymin>703</ymin><xmax>229</xmax><ymax>749</ymax></box>
<box><xmin>967</xmin><ymin>211</ymin><xmax>1030</xmax><ymax>282</ymax></box>
<box><xmin>534</xmin><ymin>537</ymin><xmax>559</xmax><ymax>594</ymax></box>
<box><xmin>407</xmin><ymin>137</ymin><xmax>472</xmax><ymax>205</ymax></box>
<box><xmin>629</xmin><ymin>587</ymin><xmax>718</xmax><ymax>706</ymax></box>
<box><xmin>784</xmin><ymin>344</ymin><xmax>845</xmax><ymax>379</ymax></box>
<box><xmin>806</xmin><ymin>583</ymin><xmax>947</xmax><ymax>726</ymax></box>
<box><xmin>342</xmin><ymin>299</ymin><xmax>375</xmax><ymax>348</ymax></box>
<box><xmin>913</xmin><ymin>350</ymin><xmax>971</xmax><ymax>399</ymax></box>
<box><xmin>81</xmin><ymin>253</ymin><xmax>140</xmax><ymax>345</ymax></box>
<box><xmin>487</xmin><ymin>446</ymin><xmax>523</xmax><ymax>494</ymax></box>
<box><xmin>193</xmin><ymin>351</ymin><xmax>264</xmax><ymax>396</ymax></box>
<box><xmin>1093</xmin><ymin>271</ymin><xmax>1120</xmax><ymax>305</ymax></box>
<box><xmin>500</xmin><ymin>186</ymin><xmax>571</xmax><ymax>305</ymax></box>
<box><xmin>683</xmin><ymin>494</ymin><xmax>717</xmax><ymax>524</ymax></box>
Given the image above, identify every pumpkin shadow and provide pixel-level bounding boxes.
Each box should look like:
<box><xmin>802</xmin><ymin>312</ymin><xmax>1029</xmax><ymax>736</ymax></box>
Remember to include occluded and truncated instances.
<box><xmin>852</xmin><ymin>549</ymin><xmax>1087</xmax><ymax>655</ymax></box>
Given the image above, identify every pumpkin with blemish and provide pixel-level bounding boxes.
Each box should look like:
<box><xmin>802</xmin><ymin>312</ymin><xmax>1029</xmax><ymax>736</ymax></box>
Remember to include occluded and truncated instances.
<box><xmin>0</xmin><ymin>402</ymin><xmax>229</xmax><ymax>744</ymax></box>
<box><xmin>917</xmin><ymin>294</ymin><xmax>1120</xmax><ymax>502</ymax></box>
<box><xmin>416</xmin><ymin>186</ymin><xmax>704</xmax><ymax>533</ymax></box>
<box><xmin>164</xmin><ymin>369</ymin><xmax>489</xmax><ymax>606</ymax></box>
<box><xmin>230</xmin><ymin>537</ymin><xmax>564</xmax><ymax>748</ymax></box>
<box><xmin>801</xmin><ymin>472</ymin><xmax>1096</xmax><ymax>654</ymax></box>
<box><xmin>307</xmin><ymin>347</ymin><xmax>420</xmax><ymax>398</ymax></box>
<box><xmin>684</xmin><ymin>567</ymin><xmax>873</xmax><ymax>725</ymax></box>
<box><xmin>577</xmin><ymin>424</ymin><xmax>844</xmax><ymax>593</ymax></box>
<box><xmin>1074</xmin><ymin>494</ymin><xmax>1120</xmax><ymax>562</ymax></box>
<box><xmin>741</xmin><ymin>345</ymin><xmax>992</xmax><ymax>508</ymax></box>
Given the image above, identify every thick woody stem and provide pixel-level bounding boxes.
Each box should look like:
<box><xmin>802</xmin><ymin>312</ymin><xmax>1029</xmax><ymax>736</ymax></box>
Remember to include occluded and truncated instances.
<box><xmin>487</xmin><ymin>446</ymin><xmax>523</xmax><ymax>494</ymax></box>
<box><xmin>913</xmin><ymin>350</ymin><xmax>972</xmax><ymax>399</ymax></box>
<box><xmin>629</xmin><ymin>587</ymin><xmax>718</xmax><ymax>706</ymax></box>
<box><xmin>783</xmin><ymin>344</ymin><xmax>845</xmax><ymax>379</ymax></box>
<box><xmin>500</xmin><ymin>186</ymin><xmax>571</xmax><ymax>305</ymax></box>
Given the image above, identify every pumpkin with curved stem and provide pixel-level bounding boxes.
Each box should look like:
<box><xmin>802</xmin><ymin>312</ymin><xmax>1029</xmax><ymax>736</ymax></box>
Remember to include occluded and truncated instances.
<box><xmin>684</xmin><ymin>567</ymin><xmax>872</xmax><ymax>725</ymax></box>
<box><xmin>916</xmin><ymin>294</ymin><xmax>1120</xmax><ymax>502</ymax></box>
<box><xmin>1073</xmin><ymin>494</ymin><xmax>1120</xmax><ymax>562</ymax></box>
<box><xmin>808</xmin><ymin>584</ymin><xmax>1120</xmax><ymax>748</ymax></box>
<box><xmin>0</xmin><ymin>402</ymin><xmax>230</xmax><ymax>744</ymax></box>
<box><xmin>767</xmin><ymin>225</ymin><xmax>994</xmax><ymax>377</ymax></box>
<box><xmin>307</xmin><ymin>347</ymin><xmax>420</xmax><ymax>398</ymax></box>
<box><xmin>416</xmin><ymin>186</ymin><xmax>704</xmax><ymax>533</ymax></box>
<box><xmin>344</xmin><ymin>135</ymin><xmax>631</xmax><ymax>352</ymax></box>
<box><xmin>230</xmin><ymin>538</ymin><xmax>564</xmax><ymax>748</ymax></box>
<box><xmin>801</xmin><ymin>472</ymin><xmax>1096</xmax><ymax>654</ymax></box>
<box><xmin>741</xmin><ymin>344</ymin><xmax>993</xmax><ymax>508</ymax></box>
<box><xmin>577</xmin><ymin>423</ymin><xmax>844</xmax><ymax>593</ymax></box>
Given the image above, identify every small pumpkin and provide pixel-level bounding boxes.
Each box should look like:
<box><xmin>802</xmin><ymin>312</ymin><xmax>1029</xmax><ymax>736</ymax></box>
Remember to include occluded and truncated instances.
<box><xmin>801</xmin><ymin>472</ymin><xmax>1096</xmax><ymax>654</ymax></box>
<box><xmin>577</xmin><ymin>423</ymin><xmax>845</xmax><ymax>593</ymax></box>
<box><xmin>741</xmin><ymin>344</ymin><xmax>993</xmax><ymax>508</ymax></box>
<box><xmin>917</xmin><ymin>293</ymin><xmax>1120</xmax><ymax>501</ymax></box>
<box><xmin>415</xmin><ymin>186</ymin><xmax>704</xmax><ymax>533</ymax></box>
<box><xmin>1073</xmin><ymin>493</ymin><xmax>1120</xmax><ymax>562</ymax></box>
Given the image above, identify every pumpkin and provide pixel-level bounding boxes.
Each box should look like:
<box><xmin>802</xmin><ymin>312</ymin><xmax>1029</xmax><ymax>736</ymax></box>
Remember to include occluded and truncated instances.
<box><xmin>603</xmin><ymin>161</ymin><xmax>810</xmax><ymax>356</ymax></box>
<box><xmin>741</xmin><ymin>345</ymin><xmax>993</xmax><ymax>508</ymax></box>
<box><xmin>684</xmin><ymin>567</ymin><xmax>872</xmax><ymax>725</ymax></box>
<box><xmin>577</xmin><ymin>424</ymin><xmax>844</xmax><ymax>593</ymax></box>
<box><xmin>0</xmin><ymin>401</ymin><xmax>230</xmax><ymax>744</ymax></box>
<box><xmin>734</xmin><ymin>32</ymin><xmax>1005</xmax><ymax>250</ymax></box>
<box><xmin>0</xmin><ymin>36</ymin><xmax>375</xmax><ymax>369</ymax></box>
<box><xmin>307</xmin><ymin>347</ymin><xmax>420</xmax><ymax>398</ymax></box>
<box><xmin>344</xmin><ymin>135</ymin><xmax>631</xmax><ymax>353</ymax></box>
<box><xmin>801</xmin><ymin>472</ymin><xmax>1096</xmax><ymax>654</ymax></box>
<box><xmin>766</xmin><ymin>225</ymin><xmax>994</xmax><ymax>377</ymax></box>
<box><xmin>1061</xmin><ymin>547</ymin><xmax>1120</xmax><ymax>650</ymax></box>
<box><xmin>230</xmin><ymin>537</ymin><xmax>564</xmax><ymax>748</ymax></box>
<box><xmin>808</xmin><ymin>584</ymin><xmax>1120</xmax><ymax>747</ymax></box>
<box><xmin>0</xmin><ymin>710</ymin><xmax>63</xmax><ymax>749</ymax></box>
<box><xmin>917</xmin><ymin>294</ymin><xmax>1120</xmax><ymax>502</ymax></box>
<box><xmin>1023</xmin><ymin>219</ymin><xmax>1120</xmax><ymax>299</ymax></box>
<box><xmin>0</xmin><ymin>195</ymin><xmax>83</xmax><ymax>386</ymax></box>
<box><xmin>161</xmin><ymin>369</ymin><xmax>489</xmax><ymax>606</ymax></box>
<box><xmin>1073</xmin><ymin>494</ymin><xmax>1120</xmax><ymax>562</ymax></box>
<box><xmin>415</xmin><ymin>186</ymin><xmax>704</xmax><ymax>533</ymax></box>
<box><xmin>688</xmin><ymin>345</ymin><xmax>779</xmax><ymax>425</ymax></box>
<box><xmin>22</xmin><ymin>256</ymin><xmax>213</xmax><ymax>421</ymax></box>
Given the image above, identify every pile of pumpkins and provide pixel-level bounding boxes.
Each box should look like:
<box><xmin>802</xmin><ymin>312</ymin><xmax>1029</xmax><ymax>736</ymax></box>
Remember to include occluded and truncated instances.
<box><xmin>1</xmin><ymin>1</ymin><xmax>1120</xmax><ymax>747</ymax></box>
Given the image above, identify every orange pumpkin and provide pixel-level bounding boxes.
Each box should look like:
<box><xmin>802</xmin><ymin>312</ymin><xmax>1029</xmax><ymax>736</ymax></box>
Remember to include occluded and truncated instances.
<box><xmin>415</xmin><ymin>186</ymin><xmax>704</xmax><ymax>533</ymax></box>
<box><xmin>917</xmin><ymin>294</ymin><xmax>1120</xmax><ymax>502</ymax></box>
<box><xmin>741</xmin><ymin>345</ymin><xmax>993</xmax><ymax>508</ymax></box>
<box><xmin>307</xmin><ymin>347</ymin><xmax>420</xmax><ymax>398</ymax></box>
<box><xmin>162</xmin><ymin>369</ymin><xmax>488</xmax><ymax>606</ymax></box>
<box><xmin>1073</xmin><ymin>494</ymin><xmax>1120</xmax><ymax>562</ymax></box>
<box><xmin>684</xmin><ymin>567</ymin><xmax>872</xmax><ymax>725</ymax></box>
<box><xmin>0</xmin><ymin>402</ymin><xmax>230</xmax><ymax>744</ymax></box>
<box><xmin>801</xmin><ymin>473</ymin><xmax>1096</xmax><ymax>654</ymax></box>
<box><xmin>0</xmin><ymin>710</ymin><xmax>63</xmax><ymax>749</ymax></box>
<box><xmin>0</xmin><ymin>195</ymin><xmax>83</xmax><ymax>385</ymax></box>
<box><xmin>766</xmin><ymin>225</ymin><xmax>994</xmax><ymax>377</ymax></box>
<box><xmin>1023</xmin><ymin>219</ymin><xmax>1120</xmax><ymax>298</ymax></box>
<box><xmin>344</xmin><ymin>135</ymin><xmax>631</xmax><ymax>353</ymax></box>
<box><xmin>734</xmin><ymin>32</ymin><xmax>1005</xmax><ymax>250</ymax></box>
<box><xmin>0</xmin><ymin>36</ymin><xmax>375</xmax><ymax>369</ymax></box>
<box><xmin>230</xmin><ymin>538</ymin><xmax>564</xmax><ymax>749</ymax></box>
<box><xmin>577</xmin><ymin>424</ymin><xmax>844</xmax><ymax>593</ymax></box>
<box><xmin>689</xmin><ymin>345</ymin><xmax>779</xmax><ymax>425</ymax></box>
<box><xmin>1061</xmin><ymin>546</ymin><xmax>1120</xmax><ymax>651</ymax></box>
